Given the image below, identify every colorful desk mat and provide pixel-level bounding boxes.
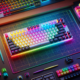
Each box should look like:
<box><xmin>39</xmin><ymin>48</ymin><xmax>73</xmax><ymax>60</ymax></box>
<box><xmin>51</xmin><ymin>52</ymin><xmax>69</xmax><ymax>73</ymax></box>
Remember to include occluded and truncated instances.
<box><xmin>0</xmin><ymin>8</ymin><xmax>80</xmax><ymax>73</ymax></box>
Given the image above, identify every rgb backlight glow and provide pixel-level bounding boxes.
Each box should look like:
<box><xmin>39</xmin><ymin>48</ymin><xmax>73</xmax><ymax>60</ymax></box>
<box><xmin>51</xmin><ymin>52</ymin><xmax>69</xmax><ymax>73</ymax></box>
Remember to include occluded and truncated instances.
<box><xmin>4</xmin><ymin>18</ymin><xmax>73</xmax><ymax>58</ymax></box>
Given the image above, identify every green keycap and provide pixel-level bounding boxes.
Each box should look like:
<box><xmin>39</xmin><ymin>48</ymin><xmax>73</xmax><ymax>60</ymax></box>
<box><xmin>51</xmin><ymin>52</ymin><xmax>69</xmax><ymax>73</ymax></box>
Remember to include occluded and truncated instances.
<box><xmin>1</xmin><ymin>68</ymin><xmax>7</xmax><ymax>73</ymax></box>
<box><xmin>65</xmin><ymin>67</ymin><xmax>68</xmax><ymax>71</ymax></box>
<box><xmin>62</xmin><ymin>68</ymin><xmax>65</xmax><ymax>72</ymax></box>
<box><xmin>64</xmin><ymin>68</ymin><xmax>67</xmax><ymax>71</ymax></box>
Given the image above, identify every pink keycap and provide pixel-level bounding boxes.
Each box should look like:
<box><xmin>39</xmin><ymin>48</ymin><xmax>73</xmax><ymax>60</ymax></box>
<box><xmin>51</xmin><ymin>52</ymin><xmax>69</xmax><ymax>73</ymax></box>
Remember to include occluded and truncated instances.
<box><xmin>69</xmin><ymin>69</ymin><xmax>72</xmax><ymax>73</ymax></box>
<box><xmin>56</xmin><ymin>70</ymin><xmax>59</xmax><ymax>74</ymax></box>
<box><xmin>74</xmin><ymin>68</ymin><xmax>78</xmax><ymax>71</ymax></box>
<box><xmin>59</xmin><ymin>69</ymin><xmax>62</xmax><ymax>73</ymax></box>
<box><xmin>58</xmin><ymin>73</ymin><xmax>61</xmax><ymax>77</ymax></box>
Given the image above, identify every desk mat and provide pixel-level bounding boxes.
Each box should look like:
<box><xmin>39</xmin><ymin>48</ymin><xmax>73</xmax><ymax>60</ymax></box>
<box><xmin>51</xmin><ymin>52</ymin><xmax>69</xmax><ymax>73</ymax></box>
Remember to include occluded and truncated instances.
<box><xmin>0</xmin><ymin>8</ymin><xmax>80</xmax><ymax>73</ymax></box>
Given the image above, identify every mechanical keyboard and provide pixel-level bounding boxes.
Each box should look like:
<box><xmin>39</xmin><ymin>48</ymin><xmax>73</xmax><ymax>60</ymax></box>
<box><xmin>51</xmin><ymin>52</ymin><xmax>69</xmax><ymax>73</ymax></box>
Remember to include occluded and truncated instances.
<box><xmin>0</xmin><ymin>0</ymin><xmax>64</xmax><ymax>18</ymax></box>
<box><xmin>0</xmin><ymin>0</ymin><xmax>47</xmax><ymax>18</ymax></box>
<box><xmin>4</xmin><ymin>18</ymin><xmax>73</xmax><ymax>58</ymax></box>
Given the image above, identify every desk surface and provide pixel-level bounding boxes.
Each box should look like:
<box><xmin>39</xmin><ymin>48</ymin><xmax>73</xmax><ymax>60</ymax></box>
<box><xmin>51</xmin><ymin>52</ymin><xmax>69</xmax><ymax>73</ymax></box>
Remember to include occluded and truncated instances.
<box><xmin>0</xmin><ymin>0</ymin><xmax>80</xmax><ymax>80</ymax></box>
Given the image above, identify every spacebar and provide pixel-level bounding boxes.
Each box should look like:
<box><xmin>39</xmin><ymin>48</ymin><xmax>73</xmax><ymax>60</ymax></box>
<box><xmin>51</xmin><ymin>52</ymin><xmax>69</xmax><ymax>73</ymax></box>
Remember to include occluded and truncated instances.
<box><xmin>10</xmin><ymin>6</ymin><xmax>27</xmax><ymax>12</ymax></box>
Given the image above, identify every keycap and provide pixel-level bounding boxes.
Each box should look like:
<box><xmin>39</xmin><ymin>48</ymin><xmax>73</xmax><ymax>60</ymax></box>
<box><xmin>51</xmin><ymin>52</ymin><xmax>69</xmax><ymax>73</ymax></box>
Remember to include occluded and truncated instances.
<box><xmin>49</xmin><ymin>76</ymin><xmax>54</xmax><ymax>80</ymax></box>
<box><xmin>25</xmin><ymin>72</ymin><xmax>30</xmax><ymax>78</ymax></box>
<box><xmin>57</xmin><ymin>25</ymin><xmax>63</xmax><ymax>28</ymax></box>
<box><xmin>58</xmin><ymin>30</ymin><xmax>66</xmax><ymax>34</ymax></box>
<box><xmin>58</xmin><ymin>37</ymin><xmax>62</xmax><ymax>41</ymax></box>
<box><xmin>10</xmin><ymin>45</ymin><xmax>16</xmax><ymax>48</ymax></box>
<box><xmin>17</xmin><ymin>75</ymin><xmax>23</xmax><ymax>80</ymax></box>
<box><xmin>9</xmin><ymin>42</ymin><xmax>14</xmax><ymax>46</ymax></box>
<box><xmin>3</xmin><ymin>72</ymin><xmax>8</xmax><ymax>78</ymax></box>
<box><xmin>1</xmin><ymin>68</ymin><xmax>7</xmax><ymax>73</ymax></box>
<box><xmin>18</xmin><ymin>49</ymin><xmax>22</xmax><ymax>52</ymax></box>
<box><xmin>49</xmin><ymin>39</ymin><xmax>54</xmax><ymax>43</ymax></box>
<box><xmin>7</xmin><ymin>10</ymin><xmax>9</xmax><ymax>13</ymax></box>
<box><xmin>53</xmin><ymin>38</ymin><xmax>58</xmax><ymax>42</ymax></box>
<box><xmin>22</xmin><ymin>47</ymin><xmax>26</xmax><ymax>51</ymax></box>
<box><xmin>7</xmin><ymin>40</ymin><xmax>12</xmax><ymax>43</ymax></box>
<box><xmin>65</xmin><ymin>35</ymin><xmax>68</xmax><ymax>39</ymax></box>
<box><xmin>73</xmin><ymin>73</ymin><xmax>76</xmax><ymax>77</ymax></box>
<box><xmin>59</xmin><ymin>28</ymin><xmax>65</xmax><ymax>31</ymax></box>
<box><xmin>75</xmin><ymin>72</ymin><xmax>79</xmax><ymax>76</ymax></box>
<box><xmin>55</xmin><ymin>22</ymin><xmax>62</xmax><ymax>26</ymax></box>
<box><xmin>15</xmin><ymin>50</ymin><xmax>18</xmax><ymax>53</ymax></box>
<box><xmin>11</xmin><ymin>47</ymin><xmax>19</xmax><ymax>51</ymax></box>
<box><xmin>64</xmin><ymin>76</ymin><xmax>68</xmax><ymax>80</ymax></box>
<box><xmin>67</xmin><ymin>75</ymin><xmax>70</xmax><ymax>79</ymax></box>
<box><xmin>70</xmin><ymin>74</ymin><xmax>73</xmax><ymax>78</ymax></box>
